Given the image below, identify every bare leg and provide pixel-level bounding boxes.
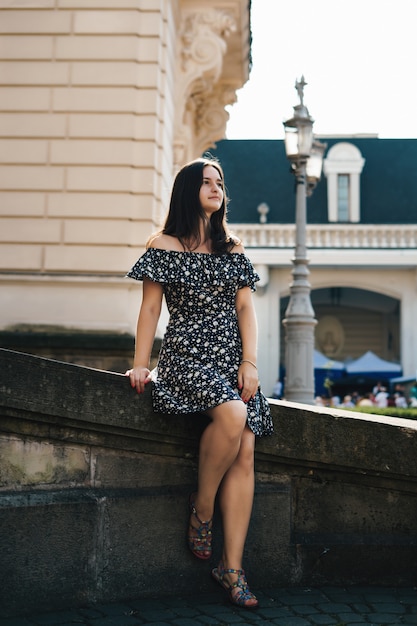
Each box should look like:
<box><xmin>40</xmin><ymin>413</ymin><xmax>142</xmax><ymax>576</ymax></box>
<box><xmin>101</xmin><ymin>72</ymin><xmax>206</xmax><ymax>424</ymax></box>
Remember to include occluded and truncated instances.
<box><xmin>217</xmin><ymin>426</ymin><xmax>258</xmax><ymax>607</ymax></box>
<box><xmin>220</xmin><ymin>425</ymin><xmax>255</xmax><ymax>569</ymax></box>
<box><xmin>189</xmin><ymin>400</ymin><xmax>248</xmax><ymax>556</ymax></box>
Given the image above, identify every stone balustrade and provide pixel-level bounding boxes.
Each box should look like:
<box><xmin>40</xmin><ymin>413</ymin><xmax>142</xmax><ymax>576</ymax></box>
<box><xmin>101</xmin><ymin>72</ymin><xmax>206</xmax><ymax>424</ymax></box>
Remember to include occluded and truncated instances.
<box><xmin>233</xmin><ymin>223</ymin><xmax>417</xmax><ymax>249</ymax></box>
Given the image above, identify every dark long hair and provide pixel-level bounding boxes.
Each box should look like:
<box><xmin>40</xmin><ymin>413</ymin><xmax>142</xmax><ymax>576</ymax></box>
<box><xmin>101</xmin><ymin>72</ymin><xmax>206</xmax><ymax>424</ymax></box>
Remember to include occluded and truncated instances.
<box><xmin>157</xmin><ymin>157</ymin><xmax>238</xmax><ymax>255</ymax></box>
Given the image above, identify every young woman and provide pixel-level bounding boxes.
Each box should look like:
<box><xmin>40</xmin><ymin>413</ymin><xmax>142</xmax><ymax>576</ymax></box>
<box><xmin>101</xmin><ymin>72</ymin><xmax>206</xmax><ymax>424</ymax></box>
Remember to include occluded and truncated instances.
<box><xmin>126</xmin><ymin>157</ymin><xmax>273</xmax><ymax>609</ymax></box>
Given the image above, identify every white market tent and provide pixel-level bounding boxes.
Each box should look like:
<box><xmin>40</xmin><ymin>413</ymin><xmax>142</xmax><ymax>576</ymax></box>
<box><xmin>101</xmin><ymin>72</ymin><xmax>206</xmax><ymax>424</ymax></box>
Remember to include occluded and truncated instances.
<box><xmin>345</xmin><ymin>350</ymin><xmax>402</xmax><ymax>377</ymax></box>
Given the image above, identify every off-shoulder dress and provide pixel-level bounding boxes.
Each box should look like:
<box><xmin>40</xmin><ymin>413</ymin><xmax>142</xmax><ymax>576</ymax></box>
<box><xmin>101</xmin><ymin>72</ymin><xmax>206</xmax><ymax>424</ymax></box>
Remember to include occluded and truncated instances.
<box><xmin>127</xmin><ymin>248</ymin><xmax>273</xmax><ymax>437</ymax></box>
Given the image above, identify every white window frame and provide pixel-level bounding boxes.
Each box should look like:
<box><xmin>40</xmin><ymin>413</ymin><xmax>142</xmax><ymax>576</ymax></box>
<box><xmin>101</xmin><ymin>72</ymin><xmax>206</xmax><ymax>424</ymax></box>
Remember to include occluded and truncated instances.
<box><xmin>323</xmin><ymin>142</ymin><xmax>365</xmax><ymax>223</ymax></box>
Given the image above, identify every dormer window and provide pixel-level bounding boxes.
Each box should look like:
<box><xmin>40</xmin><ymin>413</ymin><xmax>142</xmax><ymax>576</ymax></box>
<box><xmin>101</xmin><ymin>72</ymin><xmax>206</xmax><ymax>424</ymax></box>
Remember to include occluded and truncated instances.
<box><xmin>323</xmin><ymin>142</ymin><xmax>365</xmax><ymax>222</ymax></box>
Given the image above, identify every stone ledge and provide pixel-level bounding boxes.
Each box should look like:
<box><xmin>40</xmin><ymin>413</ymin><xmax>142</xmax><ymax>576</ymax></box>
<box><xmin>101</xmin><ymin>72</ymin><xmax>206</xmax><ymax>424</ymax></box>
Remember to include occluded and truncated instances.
<box><xmin>1</xmin><ymin>348</ymin><xmax>417</xmax><ymax>482</ymax></box>
<box><xmin>1</xmin><ymin>348</ymin><xmax>417</xmax><ymax>616</ymax></box>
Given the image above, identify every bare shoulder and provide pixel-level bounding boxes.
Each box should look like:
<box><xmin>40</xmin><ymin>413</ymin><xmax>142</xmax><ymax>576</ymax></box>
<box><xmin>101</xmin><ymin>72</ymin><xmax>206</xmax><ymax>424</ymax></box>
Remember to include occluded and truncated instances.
<box><xmin>148</xmin><ymin>233</ymin><xmax>183</xmax><ymax>251</ymax></box>
<box><xmin>231</xmin><ymin>241</ymin><xmax>245</xmax><ymax>254</ymax></box>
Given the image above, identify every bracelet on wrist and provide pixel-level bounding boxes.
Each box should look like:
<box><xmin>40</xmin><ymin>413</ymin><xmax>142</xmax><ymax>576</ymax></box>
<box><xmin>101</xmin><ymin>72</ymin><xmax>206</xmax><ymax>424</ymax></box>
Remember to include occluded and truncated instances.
<box><xmin>241</xmin><ymin>359</ymin><xmax>257</xmax><ymax>370</ymax></box>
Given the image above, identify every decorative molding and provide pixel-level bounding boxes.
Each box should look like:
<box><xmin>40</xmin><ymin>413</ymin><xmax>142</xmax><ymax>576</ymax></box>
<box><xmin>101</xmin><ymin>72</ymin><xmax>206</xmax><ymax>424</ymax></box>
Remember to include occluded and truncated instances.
<box><xmin>194</xmin><ymin>83</ymin><xmax>237</xmax><ymax>156</ymax></box>
<box><xmin>174</xmin><ymin>4</ymin><xmax>245</xmax><ymax>169</ymax></box>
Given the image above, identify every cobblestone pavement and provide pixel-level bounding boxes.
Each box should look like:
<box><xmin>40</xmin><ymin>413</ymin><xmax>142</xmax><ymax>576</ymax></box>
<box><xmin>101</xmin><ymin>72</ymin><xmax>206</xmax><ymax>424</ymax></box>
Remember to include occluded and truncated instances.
<box><xmin>1</xmin><ymin>587</ymin><xmax>416</xmax><ymax>626</ymax></box>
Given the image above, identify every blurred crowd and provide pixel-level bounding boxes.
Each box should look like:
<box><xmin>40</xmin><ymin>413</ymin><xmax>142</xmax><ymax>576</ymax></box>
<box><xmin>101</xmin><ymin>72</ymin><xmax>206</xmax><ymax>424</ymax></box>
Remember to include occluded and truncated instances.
<box><xmin>315</xmin><ymin>380</ymin><xmax>417</xmax><ymax>409</ymax></box>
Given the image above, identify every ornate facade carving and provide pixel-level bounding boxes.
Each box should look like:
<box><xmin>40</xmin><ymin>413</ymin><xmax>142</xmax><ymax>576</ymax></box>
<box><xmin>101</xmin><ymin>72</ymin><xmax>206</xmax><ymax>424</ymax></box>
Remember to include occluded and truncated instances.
<box><xmin>174</xmin><ymin>3</ymin><xmax>248</xmax><ymax>169</ymax></box>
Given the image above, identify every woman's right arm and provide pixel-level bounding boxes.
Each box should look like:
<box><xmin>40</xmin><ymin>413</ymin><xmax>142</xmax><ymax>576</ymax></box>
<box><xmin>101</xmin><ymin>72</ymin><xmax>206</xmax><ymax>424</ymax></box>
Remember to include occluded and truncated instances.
<box><xmin>128</xmin><ymin>278</ymin><xmax>163</xmax><ymax>394</ymax></box>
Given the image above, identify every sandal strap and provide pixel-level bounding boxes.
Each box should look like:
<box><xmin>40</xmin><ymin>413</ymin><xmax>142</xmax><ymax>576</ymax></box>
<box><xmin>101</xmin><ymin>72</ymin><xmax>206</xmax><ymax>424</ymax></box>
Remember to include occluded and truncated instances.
<box><xmin>232</xmin><ymin>585</ymin><xmax>256</xmax><ymax>604</ymax></box>
<box><xmin>190</xmin><ymin>503</ymin><xmax>212</xmax><ymax>530</ymax></box>
<box><xmin>222</xmin><ymin>568</ymin><xmax>248</xmax><ymax>591</ymax></box>
<box><xmin>222</xmin><ymin>569</ymin><xmax>257</xmax><ymax>605</ymax></box>
<box><xmin>188</xmin><ymin>501</ymin><xmax>212</xmax><ymax>551</ymax></box>
<box><xmin>188</xmin><ymin>526</ymin><xmax>212</xmax><ymax>543</ymax></box>
<box><xmin>221</xmin><ymin>567</ymin><xmax>245</xmax><ymax>576</ymax></box>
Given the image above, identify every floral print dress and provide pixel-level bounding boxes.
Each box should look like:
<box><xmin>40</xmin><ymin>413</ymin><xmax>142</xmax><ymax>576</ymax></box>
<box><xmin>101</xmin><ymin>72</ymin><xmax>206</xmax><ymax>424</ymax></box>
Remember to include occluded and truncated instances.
<box><xmin>127</xmin><ymin>248</ymin><xmax>273</xmax><ymax>437</ymax></box>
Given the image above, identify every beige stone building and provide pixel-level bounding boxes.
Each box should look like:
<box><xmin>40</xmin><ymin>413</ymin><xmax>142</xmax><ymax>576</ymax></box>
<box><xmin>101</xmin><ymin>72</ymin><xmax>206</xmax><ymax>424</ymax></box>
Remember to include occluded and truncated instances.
<box><xmin>0</xmin><ymin>1</ymin><xmax>251</xmax><ymax>370</ymax></box>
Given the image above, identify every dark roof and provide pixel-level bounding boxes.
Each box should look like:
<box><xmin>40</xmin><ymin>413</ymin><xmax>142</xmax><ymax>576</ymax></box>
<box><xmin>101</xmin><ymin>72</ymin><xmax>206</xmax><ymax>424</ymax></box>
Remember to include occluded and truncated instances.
<box><xmin>208</xmin><ymin>138</ymin><xmax>417</xmax><ymax>224</ymax></box>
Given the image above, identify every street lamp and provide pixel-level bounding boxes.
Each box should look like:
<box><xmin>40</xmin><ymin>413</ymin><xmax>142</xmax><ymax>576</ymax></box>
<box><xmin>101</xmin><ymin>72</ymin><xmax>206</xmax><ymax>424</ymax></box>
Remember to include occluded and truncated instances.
<box><xmin>282</xmin><ymin>76</ymin><xmax>326</xmax><ymax>404</ymax></box>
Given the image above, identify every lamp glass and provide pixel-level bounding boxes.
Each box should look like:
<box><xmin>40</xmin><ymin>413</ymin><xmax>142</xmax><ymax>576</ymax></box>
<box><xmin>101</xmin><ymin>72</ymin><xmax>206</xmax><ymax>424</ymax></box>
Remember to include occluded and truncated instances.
<box><xmin>306</xmin><ymin>140</ymin><xmax>326</xmax><ymax>181</ymax></box>
<box><xmin>284</xmin><ymin>127</ymin><xmax>299</xmax><ymax>158</ymax></box>
<box><xmin>297</xmin><ymin>121</ymin><xmax>313</xmax><ymax>157</ymax></box>
<box><xmin>306</xmin><ymin>150</ymin><xmax>323</xmax><ymax>181</ymax></box>
<box><xmin>284</xmin><ymin>119</ymin><xmax>313</xmax><ymax>159</ymax></box>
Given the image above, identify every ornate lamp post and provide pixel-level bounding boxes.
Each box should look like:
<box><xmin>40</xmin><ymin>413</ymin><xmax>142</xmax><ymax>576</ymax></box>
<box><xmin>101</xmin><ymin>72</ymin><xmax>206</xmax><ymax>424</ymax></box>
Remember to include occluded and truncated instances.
<box><xmin>282</xmin><ymin>77</ymin><xmax>326</xmax><ymax>404</ymax></box>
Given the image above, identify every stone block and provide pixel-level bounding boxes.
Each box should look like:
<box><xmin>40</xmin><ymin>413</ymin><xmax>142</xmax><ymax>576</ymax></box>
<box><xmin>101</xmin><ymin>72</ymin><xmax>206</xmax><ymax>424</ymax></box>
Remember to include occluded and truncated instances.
<box><xmin>58</xmin><ymin>0</ymin><xmax>150</xmax><ymax>6</ymax></box>
<box><xmin>136</xmin><ymin>37</ymin><xmax>162</xmax><ymax>63</ymax></box>
<box><xmin>0</xmin><ymin>61</ymin><xmax>70</xmax><ymax>84</ymax></box>
<box><xmin>134</xmin><ymin>88</ymin><xmax>161</xmax><ymax>115</ymax></box>
<box><xmin>0</xmin><ymin>35</ymin><xmax>54</xmax><ymax>59</ymax></box>
<box><xmin>246</xmin><ymin>482</ymin><xmax>294</xmax><ymax>586</ymax></box>
<box><xmin>0</xmin><ymin>139</ymin><xmax>48</xmax><ymax>164</ymax></box>
<box><xmin>52</xmin><ymin>86</ymin><xmax>137</xmax><ymax>112</ymax></box>
<box><xmin>133</xmin><ymin>115</ymin><xmax>160</xmax><ymax>140</ymax></box>
<box><xmin>0</xmin><ymin>243</ymin><xmax>42</xmax><ymax>270</ymax></box>
<box><xmin>68</xmin><ymin>113</ymin><xmax>136</xmax><ymax>138</ymax></box>
<box><xmin>132</xmin><ymin>194</ymin><xmax>159</xmax><ymax>219</ymax></box>
<box><xmin>47</xmin><ymin>191</ymin><xmax>138</xmax><ymax>218</ymax></box>
<box><xmin>0</xmin><ymin>280</ymin><xmax>136</xmax><ymax>331</ymax></box>
<box><xmin>0</xmin><ymin>112</ymin><xmax>66</xmax><ymax>137</ymax></box>
<box><xmin>0</xmin><ymin>217</ymin><xmax>60</xmax><ymax>243</ymax></box>
<box><xmin>0</xmin><ymin>191</ymin><xmax>45</xmax><ymax>216</ymax></box>
<box><xmin>56</xmin><ymin>34</ymin><xmax>164</xmax><ymax>62</ymax></box>
<box><xmin>0</xmin><ymin>165</ymin><xmax>65</xmax><ymax>190</ymax></box>
<box><xmin>294</xmin><ymin>476</ymin><xmax>417</xmax><ymax>538</ymax></box>
<box><xmin>139</xmin><ymin>0</ymin><xmax>170</xmax><ymax>10</ymax></box>
<box><xmin>66</xmin><ymin>165</ymin><xmax>134</xmax><ymax>192</ymax></box>
<box><xmin>130</xmin><ymin>167</ymin><xmax>159</xmax><ymax>194</ymax></box>
<box><xmin>55</xmin><ymin>35</ymin><xmax>139</xmax><ymax>60</ymax></box>
<box><xmin>43</xmin><ymin>243</ymin><xmax>135</xmax><ymax>272</ymax></box>
<box><xmin>73</xmin><ymin>10</ymin><xmax>161</xmax><ymax>36</ymax></box>
<box><xmin>72</xmin><ymin>61</ymin><xmax>141</xmax><ymax>87</ymax></box>
<box><xmin>99</xmin><ymin>492</ymin><xmax>207</xmax><ymax>599</ymax></box>
<box><xmin>50</xmin><ymin>139</ymin><xmax>134</xmax><ymax>166</ymax></box>
<box><xmin>0</xmin><ymin>495</ymin><xmax>97</xmax><ymax>616</ymax></box>
<box><xmin>0</xmin><ymin>0</ymin><xmax>55</xmax><ymax>6</ymax></box>
<box><xmin>0</xmin><ymin>435</ymin><xmax>90</xmax><ymax>488</ymax></box>
<box><xmin>0</xmin><ymin>86</ymin><xmax>50</xmax><ymax>111</ymax></box>
<box><xmin>63</xmin><ymin>218</ymin><xmax>140</xmax><ymax>246</ymax></box>
<box><xmin>0</xmin><ymin>10</ymin><xmax>71</xmax><ymax>34</ymax></box>
<box><xmin>132</xmin><ymin>141</ymin><xmax>158</xmax><ymax>168</ymax></box>
<box><xmin>73</xmin><ymin>10</ymin><xmax>141</xmax><ymax>34</ymax></box>
<box><xmin>70</xmin><ymin>60</ymin><xmax>162</xmax><ymax>89</ymax></box>
<box><xmin>92</xmin><ymin>450</ymin><xmax>196</xmax><ymax>489</ymax></box>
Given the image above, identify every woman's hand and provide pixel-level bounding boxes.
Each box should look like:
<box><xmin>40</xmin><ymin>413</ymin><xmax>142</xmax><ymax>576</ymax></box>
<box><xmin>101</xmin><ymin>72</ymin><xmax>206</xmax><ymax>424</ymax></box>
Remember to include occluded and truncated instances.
<box><xmin>237</xmin><ymin>361</ymin><xmax>259</xmax><ymax>403</ymax></box>
<box><xmin>125</xmin><ymin>366</ymin><xmax>152</xmax><ymax>394</ymax></box>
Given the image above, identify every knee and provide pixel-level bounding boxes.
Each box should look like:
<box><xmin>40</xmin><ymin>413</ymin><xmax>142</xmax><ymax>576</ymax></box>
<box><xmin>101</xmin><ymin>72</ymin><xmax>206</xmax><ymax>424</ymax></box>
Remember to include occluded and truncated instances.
<box><xmin>215</xmin><ymin>401</ymin><xmax>247</xmax><ymax>443</ymax></box>
<box><xmin>236</xmin><ymin>430</ymin><xmax>255</xmax><ymax>473</ymax></box>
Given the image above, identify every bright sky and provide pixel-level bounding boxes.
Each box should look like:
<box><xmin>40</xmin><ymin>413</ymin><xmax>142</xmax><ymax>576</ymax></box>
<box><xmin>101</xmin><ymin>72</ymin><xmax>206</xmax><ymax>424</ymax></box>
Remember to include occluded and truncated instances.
<box><xmin>226</xmin><ymin>0</ymin><xmax>417</xmax><ymax>139</ymax></box>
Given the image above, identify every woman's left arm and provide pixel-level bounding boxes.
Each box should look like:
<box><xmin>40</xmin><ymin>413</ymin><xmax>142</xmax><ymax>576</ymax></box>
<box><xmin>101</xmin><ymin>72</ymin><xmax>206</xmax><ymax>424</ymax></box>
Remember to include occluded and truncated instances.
<box><xmin>236</xmin><ymin>286</ymin><xmax>259</xmax><ymax>403</ymax></box>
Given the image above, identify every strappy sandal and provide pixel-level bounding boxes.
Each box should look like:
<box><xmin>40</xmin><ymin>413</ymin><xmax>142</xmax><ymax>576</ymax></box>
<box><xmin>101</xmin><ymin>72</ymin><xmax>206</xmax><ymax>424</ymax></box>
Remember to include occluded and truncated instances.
<box><xmin>188</xmin><ymin>493</ymin><xmax>213</xmax><ymax>560</ymax></box>
<box><xmin>211</xmin><ymin>560</ymin><xmax>259</xmax><ymax>609</ymax></box>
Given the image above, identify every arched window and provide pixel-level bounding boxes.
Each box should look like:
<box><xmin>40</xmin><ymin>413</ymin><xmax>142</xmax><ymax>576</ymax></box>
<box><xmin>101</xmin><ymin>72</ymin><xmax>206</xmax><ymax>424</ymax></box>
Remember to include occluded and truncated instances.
<box><xmin>323</xmin><ymin>142</ymin><xmax>365</xmax><ymax>222</ymax></box>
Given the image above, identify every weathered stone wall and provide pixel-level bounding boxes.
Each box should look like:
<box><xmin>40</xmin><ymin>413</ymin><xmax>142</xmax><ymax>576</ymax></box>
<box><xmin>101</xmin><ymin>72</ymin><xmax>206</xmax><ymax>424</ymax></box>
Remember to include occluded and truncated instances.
<box><xmin>1</xmin><ymin>348</ymin><xmax>417</xmax><ymax>617</ymax></box>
